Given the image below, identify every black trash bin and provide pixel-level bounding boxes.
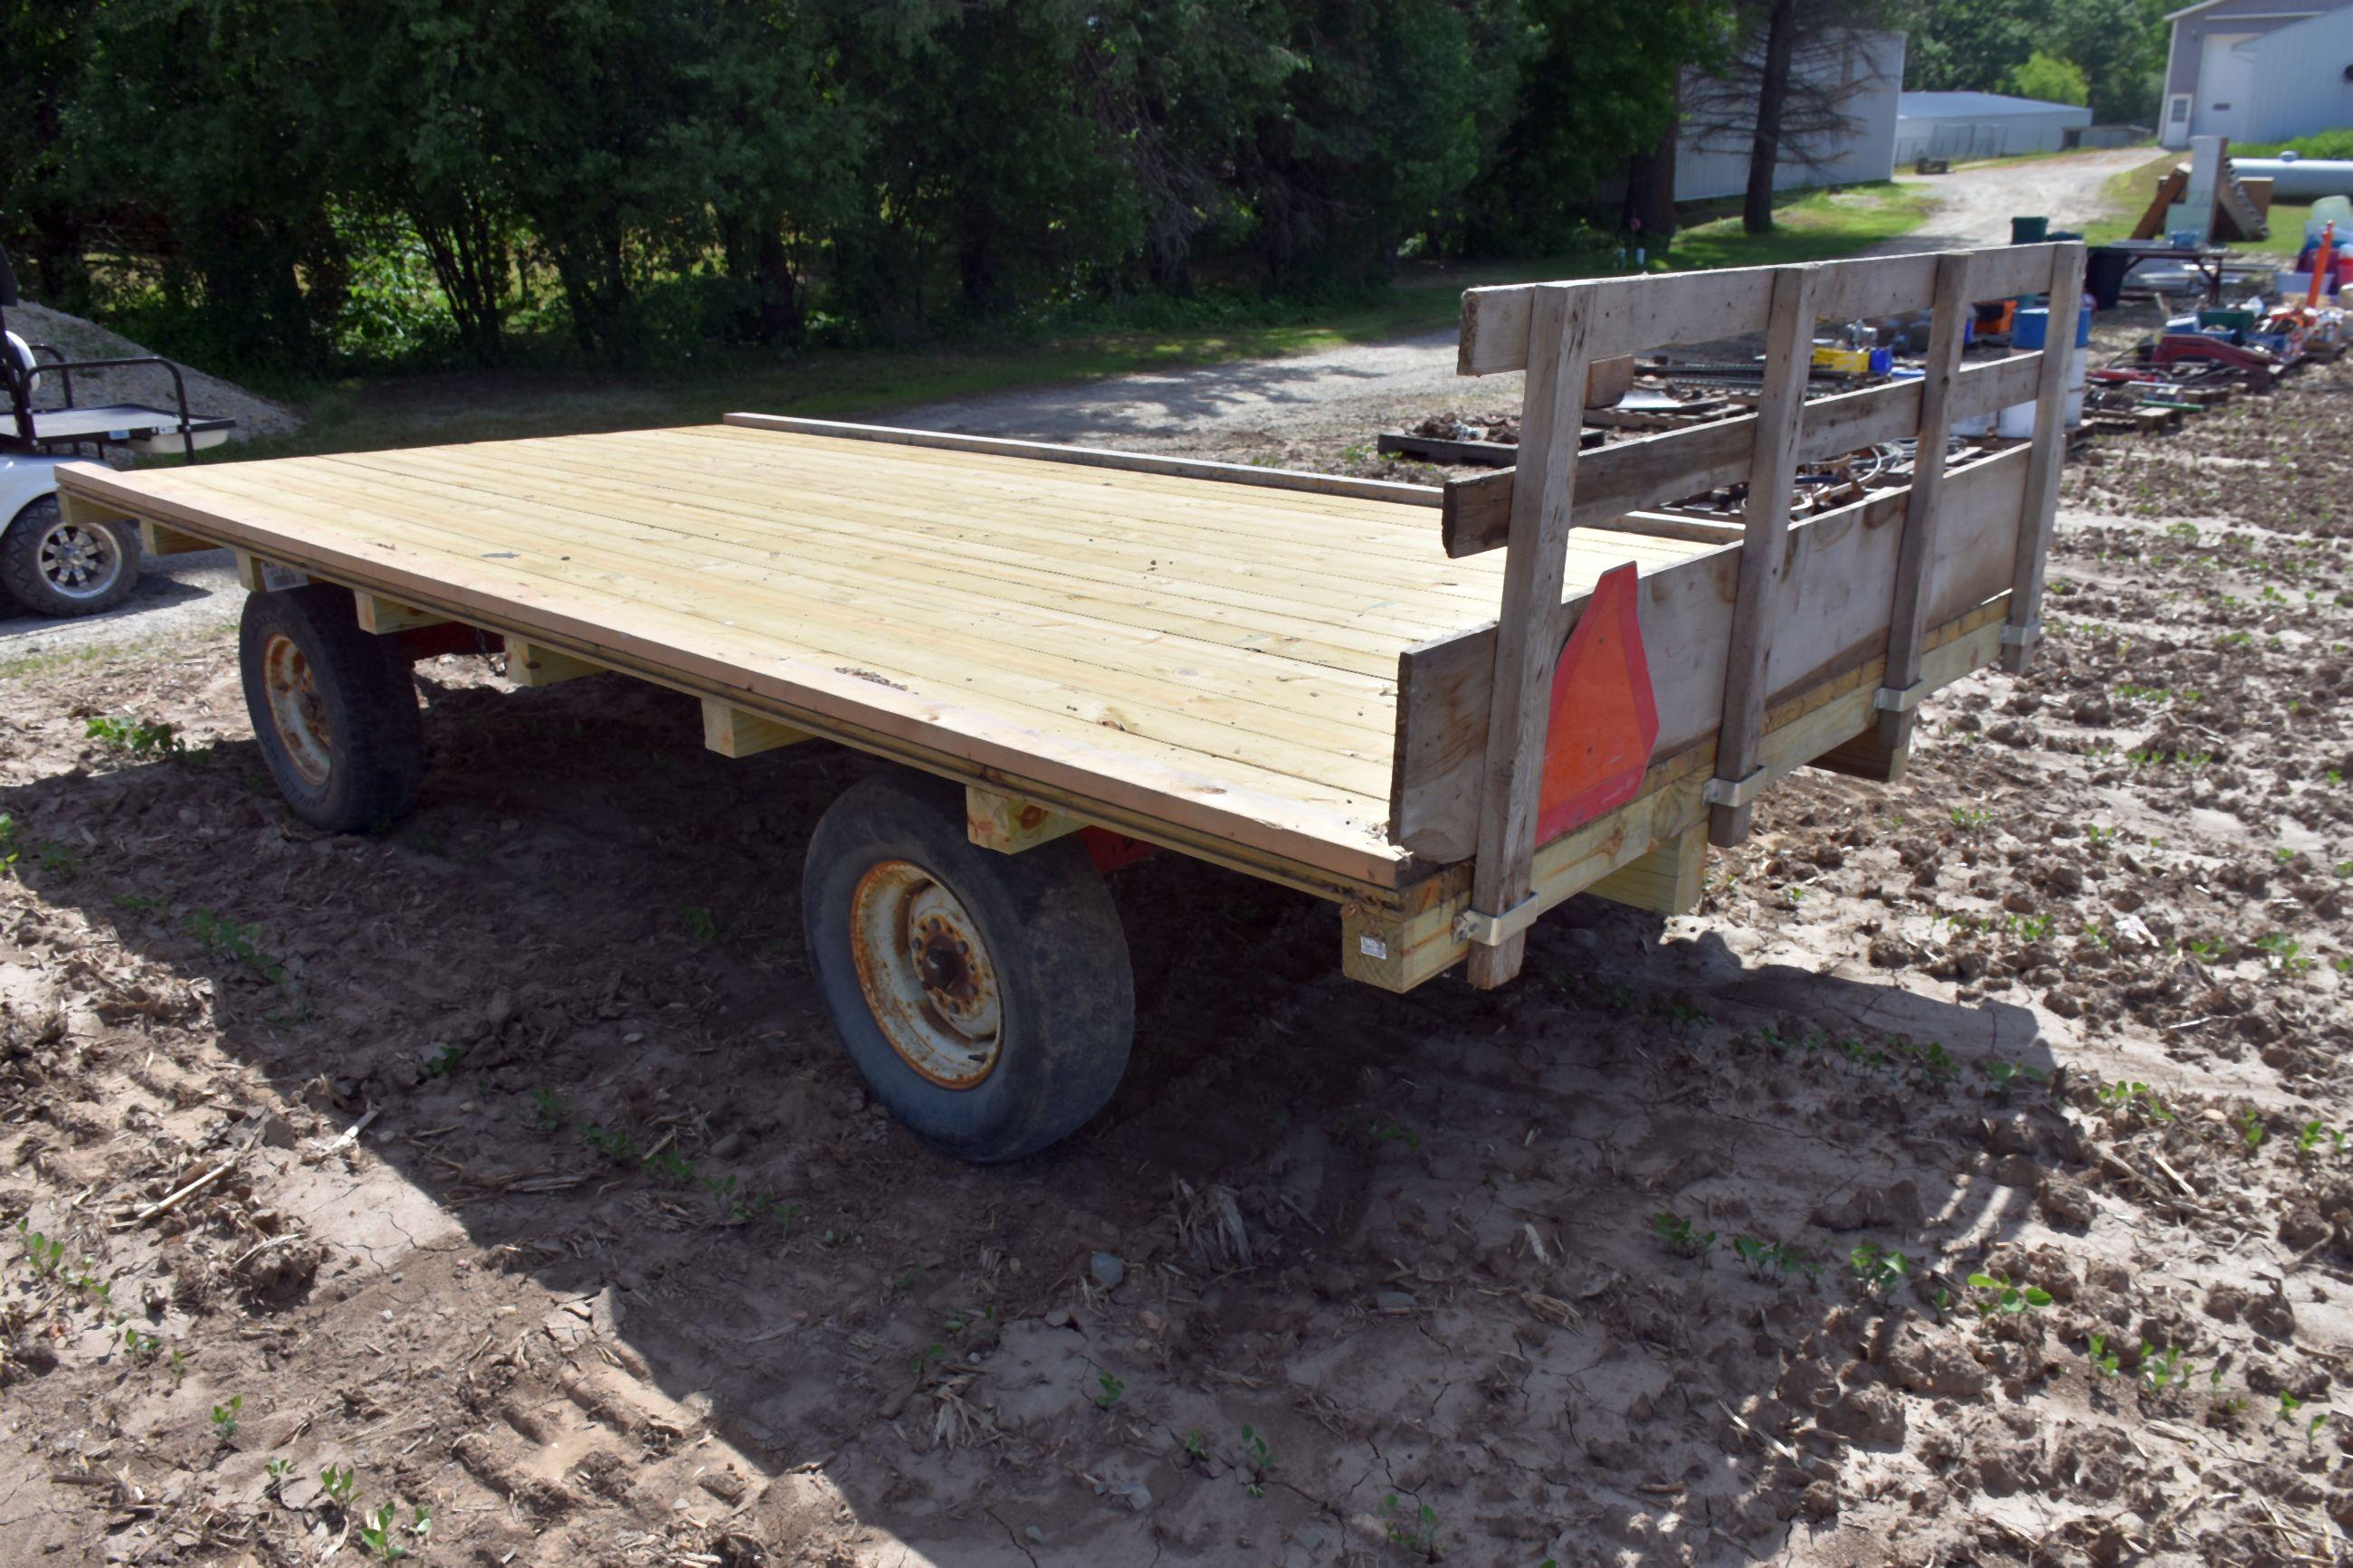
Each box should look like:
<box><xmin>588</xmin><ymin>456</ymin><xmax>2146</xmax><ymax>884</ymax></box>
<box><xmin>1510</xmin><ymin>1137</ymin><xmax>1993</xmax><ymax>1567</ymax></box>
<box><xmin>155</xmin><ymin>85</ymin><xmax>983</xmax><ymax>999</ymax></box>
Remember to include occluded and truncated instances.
<box><xmin>2086</xmin><ymin>246</ymin><xmax>2137</xmax><ymax>311</ymax></box>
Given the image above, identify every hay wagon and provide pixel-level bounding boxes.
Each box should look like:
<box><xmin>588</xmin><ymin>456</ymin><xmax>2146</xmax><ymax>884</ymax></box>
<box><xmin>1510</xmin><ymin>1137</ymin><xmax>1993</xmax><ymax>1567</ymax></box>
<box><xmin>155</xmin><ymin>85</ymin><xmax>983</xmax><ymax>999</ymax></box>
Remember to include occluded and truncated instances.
<box><xmin>55</xmin><ymin>242</ymin><xmax>2083</xmax><ymax>1160</ymax></box>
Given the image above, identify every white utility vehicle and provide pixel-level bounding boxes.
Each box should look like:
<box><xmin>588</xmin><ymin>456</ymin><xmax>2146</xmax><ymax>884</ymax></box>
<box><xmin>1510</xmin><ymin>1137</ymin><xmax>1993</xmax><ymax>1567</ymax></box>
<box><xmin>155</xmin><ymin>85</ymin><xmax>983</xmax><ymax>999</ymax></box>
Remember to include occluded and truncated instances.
<box><xmin>0</xmin><ymin>243</ymin><xmax>233</xmax><ymax>616</ymax></box>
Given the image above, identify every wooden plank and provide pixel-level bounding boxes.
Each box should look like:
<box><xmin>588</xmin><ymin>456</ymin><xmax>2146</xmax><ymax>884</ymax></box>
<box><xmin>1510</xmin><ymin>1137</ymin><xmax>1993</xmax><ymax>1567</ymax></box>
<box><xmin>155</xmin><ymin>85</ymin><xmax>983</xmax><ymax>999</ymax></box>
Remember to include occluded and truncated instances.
<box><xmin>1875</xmin><ymin>252</ymin><xmax>1973</xmax><ymax>753</ymax></box>
<box><xmin>186</xmin><ymin>460</ymin><xmax>1408</xmax><ymax>797</ymax></box>
<box><xmin>141</xmin><ymin>520</ymin><xmax>214</xmax><ymax>556</ymax></box>
<box><xmin>1708</xmin><ymin>264</ymin><xmax>1819</xmax><ymax>849</ymax></box>
<box><xmin>367</xmin><ymin>432</ymin><xmax>1505</xmax><ymax>624</ymax></box>
<box><xmin>1440</xmin><ymin>351</ymin><xmax>2040</xmax><ymax>557</ymax></box>
<box><xmin>700</xmin><ymin>698</ymin><xmax>811</xmax><ymax>758</ymax></box>
<box><xmin>53</xmin><ymin>488</ymin><xmax>128</xmax><ymax>525</ymax></box>
<box><xmin>233</xmin><ymin>551</ymin><xmax>310</xmax><ymax>593</ymax></box>
<box><xmin>2131</xmin><ymin>167</ymin><xmax>2188</xmax><ymax>242</ymax></box>
<box><xmin>722</xmin><ymin>413</ymin><xmax>1441</xmax><ymax>510</ymax></box>
<box><xmin>1807</xmin><ymin>725</ymin><xmax>1909</xmax><ymax>784</ymax></box>
<box><xmin>1386</xmin><ymin>619</ymin><xmax>1501</xmax><ymax>865</ymax></box>
<box><xmin>355</xmin><ymin>592</ymin><xmax>446</xmax><ymax>635</ymax></box>
<box><xmin>1465</xmin><ymin>284</ymin><xmax>1595</xmax><ymax>990</ymax></box>
<box><xmin>2003</xmin><ymin>242</ymin><xmax>2085</xmax><ymax>674</ymax></box>
<box><xmin>967</xmin><ymin>784</ymin><xmax>1083</xmax><ymax>854</ymax></box>
<box><xmin>1364</xmin><ymin>606</ymin><xmax>2007</xmax><ymax>990</ymax></box>
<box><xmin>1340</xmin><ymin>888</ymin><xmax>1459</xmax><ymax>993</ymax></box>
<box><xmin>1387</xmin><ymin>443</ymin><xmax>2032</xmax><ymax>861</ymax></box>
<box><xmin>1587</xmin><ymin>822</ymin><xmax>1706</xmax><ymax>916</ymax></box>
<box><xmin>1377</xmin><ymin>431</ymin><xmax>1519</xmax><ymax>467</ymax></box>
<box><xmin>52</xmin><ymin>461</ymin><xmax>1416</xmax><ymax>889</ymax></box>
<box><xmin>505</xmin><ymin>638</ymin><xmax>605</xmax><ymax>689</ymax></box>
<box><xmin>1457</xmin><ymin>245</ymin><xmax>2066</xmax><ymax>374</ymax></box>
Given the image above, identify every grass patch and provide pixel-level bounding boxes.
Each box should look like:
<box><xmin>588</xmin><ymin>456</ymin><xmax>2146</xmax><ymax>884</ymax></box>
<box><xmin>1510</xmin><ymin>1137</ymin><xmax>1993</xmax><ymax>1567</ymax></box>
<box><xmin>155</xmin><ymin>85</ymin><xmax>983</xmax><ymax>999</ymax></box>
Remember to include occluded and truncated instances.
<box><xmin>171</xmin><ymin>186</ymin><xmax>1930</xmax><ymax>466</ymax></box>
<box><xmin>1668</xmin><ymin>182</ymin><xmax>1937</xmax><ymax>271</ymax></box>
<box><xmin>2232</xmin><ymin>131</ymin><xmax>2353</xmax><ymax>161</ymax></box>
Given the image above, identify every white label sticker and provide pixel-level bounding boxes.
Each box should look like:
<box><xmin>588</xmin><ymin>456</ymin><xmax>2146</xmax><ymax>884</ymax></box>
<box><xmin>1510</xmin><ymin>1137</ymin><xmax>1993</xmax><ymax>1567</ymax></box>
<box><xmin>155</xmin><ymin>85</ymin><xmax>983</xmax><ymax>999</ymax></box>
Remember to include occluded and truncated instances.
<box><xmin>262</xmin><ymin>563</ymin><xmax>307</xmax><ymax>592</ymax></box>
<box><xmin>1358</xmin><ymin>936</ymin><xmax>1389</xmax><ymax>960</ymax></box>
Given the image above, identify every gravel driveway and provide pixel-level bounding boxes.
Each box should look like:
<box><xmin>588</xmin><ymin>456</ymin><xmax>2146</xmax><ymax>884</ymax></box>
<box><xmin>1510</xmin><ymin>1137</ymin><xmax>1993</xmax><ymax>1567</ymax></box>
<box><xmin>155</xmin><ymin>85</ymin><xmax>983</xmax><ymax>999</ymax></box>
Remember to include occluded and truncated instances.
<box><xmin>0</xmin><ymin>149</ymin><xmax>2154</xmax><ymax>662</ymax></box>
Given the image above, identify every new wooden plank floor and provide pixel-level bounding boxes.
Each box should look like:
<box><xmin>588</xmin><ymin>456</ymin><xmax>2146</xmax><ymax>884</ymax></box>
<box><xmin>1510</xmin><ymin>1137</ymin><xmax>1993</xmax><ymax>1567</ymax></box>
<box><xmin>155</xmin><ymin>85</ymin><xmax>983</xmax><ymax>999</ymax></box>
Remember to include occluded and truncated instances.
<box><xmin>68</xmin><ymin>425</ymin><xmax>1710</xmax><ymax>885</ymax></box>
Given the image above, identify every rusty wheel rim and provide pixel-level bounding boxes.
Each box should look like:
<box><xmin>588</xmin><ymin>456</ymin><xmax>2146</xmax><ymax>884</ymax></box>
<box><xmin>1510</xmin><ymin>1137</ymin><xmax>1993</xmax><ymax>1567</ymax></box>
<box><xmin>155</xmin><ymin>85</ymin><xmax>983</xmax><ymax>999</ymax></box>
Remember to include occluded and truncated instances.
<box><xmin>261</xmin><ymin>633</ymin><xmax>334</xmax><ymax>787</ymax></box>
<box><xmin>849</xmin><ymin>860</ymin><xmax>1002</xmax><ymax>1089</ymax></box>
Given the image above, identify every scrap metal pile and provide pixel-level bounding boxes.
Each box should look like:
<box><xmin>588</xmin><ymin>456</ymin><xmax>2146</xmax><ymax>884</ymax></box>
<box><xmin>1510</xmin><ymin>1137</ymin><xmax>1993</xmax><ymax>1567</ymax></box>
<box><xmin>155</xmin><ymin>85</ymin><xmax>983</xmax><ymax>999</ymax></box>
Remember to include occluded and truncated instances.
<box><xmin>1379</xmin><ymin>236</ymin><xmax>2349</xmax><ymax>524</ymax></box>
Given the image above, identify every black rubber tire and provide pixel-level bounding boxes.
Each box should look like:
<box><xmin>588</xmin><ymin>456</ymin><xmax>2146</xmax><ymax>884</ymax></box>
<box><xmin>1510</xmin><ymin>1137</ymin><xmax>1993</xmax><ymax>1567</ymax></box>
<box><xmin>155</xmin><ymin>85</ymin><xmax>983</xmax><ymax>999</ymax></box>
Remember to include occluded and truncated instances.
<box><xmin>238</xmin><ymin>584</ymin><xmax>425</xmax><ymax>833</ymax></box>
<box><xmin>1</xmin><ymin>495</ymin><xmax>142</xmax><ymax>617</ymax></box>
<box><xmin>802</xmin><ymin>770</ymin><xmax>1134</xmax><ymax>1162</ymax></box>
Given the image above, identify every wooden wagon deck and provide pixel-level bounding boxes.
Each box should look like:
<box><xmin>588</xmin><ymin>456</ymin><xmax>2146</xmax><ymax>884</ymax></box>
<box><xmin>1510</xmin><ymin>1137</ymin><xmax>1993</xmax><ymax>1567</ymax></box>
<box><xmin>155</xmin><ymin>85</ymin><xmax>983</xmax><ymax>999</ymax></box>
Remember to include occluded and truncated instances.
<box><xmin>56</xmin><ymin>422</ymin><xmax>1708</xmax><ymax>887</ymax></box>
<box><xmin>57</xmin><ymin>240</ymin><xmax>2084</xmax><ymax>999</ymax></box>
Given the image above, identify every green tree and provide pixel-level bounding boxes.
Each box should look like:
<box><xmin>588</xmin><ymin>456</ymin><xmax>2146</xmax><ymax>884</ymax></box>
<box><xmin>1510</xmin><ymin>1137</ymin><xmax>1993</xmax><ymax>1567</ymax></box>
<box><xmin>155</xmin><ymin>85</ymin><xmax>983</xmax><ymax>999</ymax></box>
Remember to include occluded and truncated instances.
<box><xmin>2009</xmin><ymin>51</ymin><xmax>2089</xmax><ymax>106</ymax></box>
<box><xmin>1467</xmin><ymin>0</ymin><xmax>1727</xmax><ymax>253</ymax></box>
<box><xmin>1910</xmin><ymin>0</ymin><xmax>2166</xmax><ymax>123</ymax></box>
<box><xmin>0</xmin><ymin>0</ymin><xmax>102</xmax><ymax>309</ymax></box>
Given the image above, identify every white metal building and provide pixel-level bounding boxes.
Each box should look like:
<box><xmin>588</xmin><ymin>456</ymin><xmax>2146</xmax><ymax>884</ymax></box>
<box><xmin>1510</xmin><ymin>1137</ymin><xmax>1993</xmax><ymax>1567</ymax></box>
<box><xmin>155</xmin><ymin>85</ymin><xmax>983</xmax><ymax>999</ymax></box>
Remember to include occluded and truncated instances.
<box><xmin>1674</xmin><ymin>32</ymin><xmax>1906</xmax><ymax>202</ymax></box>
<box><xmin>2161</xmin><ymin>0</ymin><xmax>2353</xmax><ymax>148</ymax></box>
<box><xmin>1893</xmin><ymin>92</ymin><xmax>2096</xmax><ymax>164</ymax></box>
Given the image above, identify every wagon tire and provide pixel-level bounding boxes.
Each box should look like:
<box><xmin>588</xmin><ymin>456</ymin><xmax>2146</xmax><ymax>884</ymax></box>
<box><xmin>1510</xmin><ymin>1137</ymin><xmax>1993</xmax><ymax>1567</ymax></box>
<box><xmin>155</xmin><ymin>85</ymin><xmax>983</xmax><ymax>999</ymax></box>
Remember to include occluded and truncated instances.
<box><xmin>2</xmin><ymin>495</ymin><xmax>142</xmax><ymax>617</ymax></box>
<box><xmin>802</xmin><ymin>770</ymin><xmax>1133</xmax><ymax>1162</ymax></box>
<box><xmin>238</xmin><ymin>584</ymin><xmax>424</xmax><ymax>833</ymax></box>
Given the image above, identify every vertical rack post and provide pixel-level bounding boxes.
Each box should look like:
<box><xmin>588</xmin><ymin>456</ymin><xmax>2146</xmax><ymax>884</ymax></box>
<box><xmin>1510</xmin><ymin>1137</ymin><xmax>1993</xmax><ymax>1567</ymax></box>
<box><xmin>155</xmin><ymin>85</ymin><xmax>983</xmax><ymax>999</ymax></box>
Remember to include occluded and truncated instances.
<box><xmin>1874</xmin><ymin>251</ymin><xmax>1976</xmax><ymax>753</ymax></box>
<box><xmin>1706</xmin><ymin>263</ymin><xmax>1820</xmax><ymax>848</ymax></box>
<box><xmin>1463</xmin><ymin>283</ymin><xmax>1595</xmax><ymax>990</ymax></box>
<box><xmin>2001</xmin><ymin>241</ymin><xmax>2085</xmax><ymax>673</ymax></box>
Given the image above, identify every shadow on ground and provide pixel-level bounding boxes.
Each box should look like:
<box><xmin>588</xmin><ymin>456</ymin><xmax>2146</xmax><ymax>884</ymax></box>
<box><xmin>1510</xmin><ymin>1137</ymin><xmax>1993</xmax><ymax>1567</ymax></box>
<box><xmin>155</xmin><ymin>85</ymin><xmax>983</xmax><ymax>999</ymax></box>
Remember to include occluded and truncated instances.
<box><xmin>0</xmin><ymin>667</ymin><xmax>2070</xmax><ymax>1564</ymax></box>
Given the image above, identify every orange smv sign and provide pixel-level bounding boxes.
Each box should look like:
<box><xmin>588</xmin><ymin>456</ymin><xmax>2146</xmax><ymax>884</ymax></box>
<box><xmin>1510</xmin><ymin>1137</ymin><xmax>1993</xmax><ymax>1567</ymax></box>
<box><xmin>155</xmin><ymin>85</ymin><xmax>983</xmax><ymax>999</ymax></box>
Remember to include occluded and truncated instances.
<box><xmin>1535</xmin><ymin>562</ymin><xmax>1659</xmax><ymax>843</ymax></box>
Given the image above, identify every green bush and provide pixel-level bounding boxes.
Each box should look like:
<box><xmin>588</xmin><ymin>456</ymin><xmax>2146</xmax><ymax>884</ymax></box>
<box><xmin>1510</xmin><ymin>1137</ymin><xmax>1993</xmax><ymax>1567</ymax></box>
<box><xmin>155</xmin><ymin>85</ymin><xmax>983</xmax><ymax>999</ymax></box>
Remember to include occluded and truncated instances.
<box><xmin>2234</xmin><ymin>131</ymin><xmax>2353</xmax><ymax>161</ymax></box>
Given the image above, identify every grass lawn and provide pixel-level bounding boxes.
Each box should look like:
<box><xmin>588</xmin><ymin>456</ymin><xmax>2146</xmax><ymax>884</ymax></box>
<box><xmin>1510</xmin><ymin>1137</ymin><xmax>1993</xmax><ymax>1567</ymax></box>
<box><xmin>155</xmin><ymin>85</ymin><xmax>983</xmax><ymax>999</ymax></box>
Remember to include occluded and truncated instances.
<box><xmin>215</xmin><ymin>182</ymin><xmax>1935</xmax><ymax>463</ymax></box>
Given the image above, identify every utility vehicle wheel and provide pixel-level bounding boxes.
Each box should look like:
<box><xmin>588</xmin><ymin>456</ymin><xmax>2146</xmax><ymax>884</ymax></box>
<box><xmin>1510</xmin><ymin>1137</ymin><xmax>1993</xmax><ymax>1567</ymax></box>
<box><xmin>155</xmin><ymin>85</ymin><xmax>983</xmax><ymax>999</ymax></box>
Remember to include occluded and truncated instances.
<box><xmin>237</xmin><ymin>584</ymin><xmax>424</xmax><ymax>833</ymax></box>
<box><xmin>1</xmin><ymin>496</ymin><xmax>142</xmax><ymax>616</ymax></box>
<box><xmin>803</xmin><ymin>770</ymin><xmax>1134</xmax><ymax>1162</ymax></box>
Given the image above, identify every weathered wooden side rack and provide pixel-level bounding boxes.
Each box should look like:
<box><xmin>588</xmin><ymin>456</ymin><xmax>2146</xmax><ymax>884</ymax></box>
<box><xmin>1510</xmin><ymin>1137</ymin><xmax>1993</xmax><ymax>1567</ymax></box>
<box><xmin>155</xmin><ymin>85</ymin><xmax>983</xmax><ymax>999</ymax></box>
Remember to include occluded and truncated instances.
<box><xmin>58</xmin><ymin>241</ymin><xmax>2081</xmax><ymax>1005</ymax></box>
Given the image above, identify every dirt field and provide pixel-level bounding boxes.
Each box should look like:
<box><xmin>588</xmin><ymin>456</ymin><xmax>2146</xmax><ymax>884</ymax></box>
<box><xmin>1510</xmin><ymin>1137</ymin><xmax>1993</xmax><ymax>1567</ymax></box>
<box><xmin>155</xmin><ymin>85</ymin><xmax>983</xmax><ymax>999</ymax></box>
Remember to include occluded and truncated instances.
<box><xmin>5</xmin><ymin>334</ymin><xmax>2353</xmax><ymax>1568</ymax></box>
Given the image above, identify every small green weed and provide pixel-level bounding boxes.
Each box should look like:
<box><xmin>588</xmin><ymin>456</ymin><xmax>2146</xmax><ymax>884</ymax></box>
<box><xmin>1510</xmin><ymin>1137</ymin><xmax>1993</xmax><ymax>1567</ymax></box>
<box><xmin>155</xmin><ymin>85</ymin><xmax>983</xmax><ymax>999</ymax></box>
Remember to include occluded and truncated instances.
<box><xmin>356</xmin><ymin>1501</ymin><xmax>412</xmax><ymax>1563</ymax></box>
<box><xmin>2099</xmin><ymin>1081</ymin><xmax>2174</xmax><ymax>1124</ymax></box>
<box><xmin>16</xmin><ymin>1221</ymin><xmax>66</xmax><ymax>1279</ymax></box>
<box><xmin>185</xmin><ymin>909</ymin><xmax>290</xmax><ymax>986</ymax></box>
<box><xmin>1966</xmin><ymin>1270</ymin><xmax>2051</xmax><ymax>1318</ymax></box>
<box><xmin>1377</xmin><ymin>1491</ymin><xmax>1442</xmax><ymax>1556</ymax></box>
<box><xmin>2140</xmin><ymin>1345</ymin><xmax>2189</xmax><ymax>1394</ymax></box>
<box><xmin>681</xmin><ymin>905</ymin><xmax>719</xmax><ymax>945</ymax></box>
<box><xmin>211</xmin><ymin>1394</ymin><xmax>242</xmax><ymax>1440</ymax></box>
<box><xmin>86</xmin><ymin>714</ymin><xmax>186</xmax><ymax>758</ymax></box>
<box><xmin>1238</xmin><ymin>1424</ymin><xmax>1277</xmax><ymax>1497</ymax></box>
<box><xmin>1093</xmin><ymin>1371</ymin><xmax>1125</xmax><ymax>1409</ymax></box>
<box><xmin>2086</xmin><ymin>1335</ymin><xmax>2119</xmax><ymax>1378</ymax></box>
<box><xmin>319</xmin><ymin>1464</ymin><xmax>357</xmax><ymax>1510</ymax></box>
<box><xmin>1982</xmin><ymin>1060</ymin><xmax>2045</xmax><ymax>1098</ymax></box>
<box><xmin>1731</xmin><ymin>1236</ymin><xmax>1819</xmax><ymax>1284</ymax></box>
<box><xmin>1849</xmin><ymin>1243</ymin><xmax>1907</xmax><ymax>1297</ymax></box>
<box><xmin>1651</xmin><ymin>1212</ymin><xmax>1716</xmax><ymax>1260</ymax></box>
